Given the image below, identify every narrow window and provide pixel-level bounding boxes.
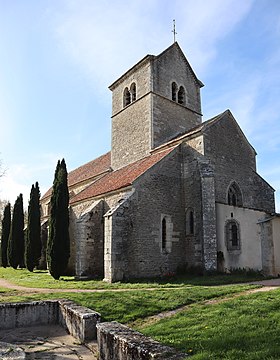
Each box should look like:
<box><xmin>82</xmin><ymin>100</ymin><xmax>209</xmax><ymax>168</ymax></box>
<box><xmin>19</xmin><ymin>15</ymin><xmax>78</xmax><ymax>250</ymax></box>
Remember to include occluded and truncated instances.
<box><xmin>225</xmin><ymin>220</ymin><xmax>240</xmax><ymax>251</ymax></box>
<box><xmin>130</xmin><ymin>83</ymin><xmax>136</xmax><ymax>102</ymax></box>
<box><xmin>231</xmin><ymin>223</ymin><xmax>238</xmax><ymax>246</ymax></box>
<box><xmin>162</xmin><ymin>217</ymin><xmax>167</xmax><ymax>250</ymax></box>
<box><xmin>227</xmin><ymin>182</ymin><xmax>242</xmax><ymax>207</ymax></box>
<box><xmin>189</xmin><ymin>211</ymin><xmax>194</xmax><ymax>235</ymax></box>
<box><xmin>178</xmin><ymin>86</ymin><xmax>185</xmax><ymax>105</ymax></box>
<box><xmin>171</xmin><ymin>82</ymin><xmax>177</xmax><ymax>101</ymax></box>
<box><xmin>186</xmin><ymin>208</ymin><xmax>195</xmax><ymax>236</ymax></box>
<box><xmin>123</xmin><ymin>87</ymin><xmax>131</xmax><ymax>107</ymax></box>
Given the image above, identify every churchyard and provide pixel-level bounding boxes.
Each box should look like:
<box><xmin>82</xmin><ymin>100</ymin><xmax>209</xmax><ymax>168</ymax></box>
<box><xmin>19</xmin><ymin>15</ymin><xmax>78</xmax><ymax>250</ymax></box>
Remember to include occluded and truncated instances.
<box><xmin>0</xmin><ymin>268</ymin><xmax>280</xmax><ymax>359</ymax></box>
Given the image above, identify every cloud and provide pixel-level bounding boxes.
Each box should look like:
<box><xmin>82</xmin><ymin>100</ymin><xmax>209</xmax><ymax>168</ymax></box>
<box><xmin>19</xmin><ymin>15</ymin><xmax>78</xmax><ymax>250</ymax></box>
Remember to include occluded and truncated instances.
<box><xmin>51</xmin><ymin>0</ymin><xmax>162</xmax><ymax>96</ymax></box>
<box><xmin>176</xmin><ymin>0</ymin><xmax>254</xmax><ymax>73</ymax></box>
<box><xmin>48</xmin><ymin>0</ymin><xmax>254</xmax><ymax>96</ymax></box>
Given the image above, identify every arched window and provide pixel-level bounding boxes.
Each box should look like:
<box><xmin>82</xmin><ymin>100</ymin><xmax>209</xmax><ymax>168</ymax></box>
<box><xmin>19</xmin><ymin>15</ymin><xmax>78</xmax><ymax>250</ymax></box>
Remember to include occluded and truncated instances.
<box><xmin>162</xmin><ymin>217</ymin><xmax>167</xmax><ymax>251</ymax></box>
<box><xmin>123</xmin><ymin>87</ymin><xmax>131</xmax><ymax>107</ymax></box>
<box><xmin>171</xmin><ymin>82</ymin><xmax>177</xmax><ymax>102</ymax></box>
<box><xmin>178</xmin><ymin>86</ymin><xmax>185</xmax><ymax>105</ymax></box>
<box><xmin>227</xmin><ymin>182</ymin><xmax>242</xmax><ymax>207</ymax></box>
<box><xmin>225</xmin><ymin>220</ymin><xmax>241</xmax><ymax>250</ymax></box>
<box><xmin>130</xmin><ymin>83</ymin><xmax>136</xmax><ymax>102</ymax></box>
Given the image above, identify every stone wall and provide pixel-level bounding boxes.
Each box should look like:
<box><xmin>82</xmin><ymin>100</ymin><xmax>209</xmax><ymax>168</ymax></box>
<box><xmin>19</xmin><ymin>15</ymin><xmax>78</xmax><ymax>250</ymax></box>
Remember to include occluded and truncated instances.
<box><xmin>110</xmin><ymin>58</ymin><xmax>152</xmax><ymax>116</ymax></box>
<box><xmin>0</xmin><ymin>300</ymin><xmax>101</xmax><ymax>342</ymax></box>
<box><xmin>152</xmin><ymin>94</ymin><xmax>201</xmax><ymax>148</ymax></box>
<box><xmin>72</xmin><ymin>191</ymin><xmax>131</xmax><ymax>280</ymax></box>
<box><xmin>204</xmin><ymin>113</ymin><xmax>275</xmax><ymax>213</ymax></box>
<box><xmin>104</xmin><ymin>148</ymin><xmax>186</xmax><ymax>282</ymax></box>
<box><xmin>216</xmin><ymin>203</ymin><xmax>266</xmax><ymax>272</ymax></box>
<box><xmin>182</xmin><ymin>143</ymin><xmax>204</xmax><ymax>268</ymax></box>
<box><xmin>272</xmin><ymin>216</ymin><xmax>280</xmax><ymax>275</ymax></box>
<box><xmin>111</xmin><ymin>42</ymin><xmax>203</xmax><ymax>171</ymax></box>
<box><xmin>152</xmin><ymin>43</ymin><xmax>202</xmax><ymax>116</ymax></box>
<box><xmin>111</xmin><ymin>95</ymin><xmax>152</xmax><ymax>170</ymax></box>
<box><xmin>198</xmin><ymin>159</ymin><xmax>217</xmax><ymax>271</ymax></box>
<box><xmin>104</xmin><ymin>192</ymin><xmax>134</xmax><ymax>282</ymax></box>
<box><xmin>75</xmin><ymin>200</ymin><xmax>106</xmax><ymax>278</ymax></box>
<box><xmin>97</xmin><ymin>322</ymin><xmax>186</xmax><ymax>360</ymax></box>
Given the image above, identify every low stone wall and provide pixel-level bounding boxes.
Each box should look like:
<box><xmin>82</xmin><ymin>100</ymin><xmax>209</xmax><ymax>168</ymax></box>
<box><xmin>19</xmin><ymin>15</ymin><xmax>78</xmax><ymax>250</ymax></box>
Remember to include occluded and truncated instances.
<box><xmin>59</xmin><ymin>299</ymin><xmax>100</xmax><ymax>341</ymax></box>
<box><xmin>0</xmin><ymin>300</ymin><xmax>101</xmax><ymax>342</ymax></box>
<box><xmin>0</xmin><ymin>342</ymin><xmax>26</xmax><ymax>360</ymax></box>
<box><xmin>97</xmin><ymin>322</ymin><xmax>187</xmax><ymax>360</ymax></box>
<box><xmin>0</xmin><ymin>300</ymin><xmax>58</xmax><ymax>329</ymax></box>
<box><xmin>0</xmin><ymin>301</ymin><xmax>186</xmax><ymax>359</ymax></box>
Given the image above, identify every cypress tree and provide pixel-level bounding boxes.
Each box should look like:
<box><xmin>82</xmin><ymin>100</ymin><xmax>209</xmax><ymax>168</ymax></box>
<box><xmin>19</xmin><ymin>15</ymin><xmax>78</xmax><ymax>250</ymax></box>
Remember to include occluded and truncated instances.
<box><xmin>25</xmin><ymin>182</ymin><xmax>41</xmax><ymax>272</ymax></box>
<box><xmin>47</xmin><ymin>159</ymin><xmax>70</xmax><ymax>280</ymax></box>
<box><xmin>0</xmin><ymin>202</ymin><xmax>11</xmax><ymax>267</ymax></box>
<box><xmin>8</xmin><ymin>194</ymin><xmax>24</xmax><ymax>269</ymax></box>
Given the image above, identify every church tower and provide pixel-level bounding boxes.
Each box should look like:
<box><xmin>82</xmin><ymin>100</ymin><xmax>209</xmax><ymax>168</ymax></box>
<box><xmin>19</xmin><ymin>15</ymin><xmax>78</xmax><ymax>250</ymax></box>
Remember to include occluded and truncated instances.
<box><xmin>109</xmin><ymin>42</ymin><xmax>204</xmax><ymax>170</ymax></box>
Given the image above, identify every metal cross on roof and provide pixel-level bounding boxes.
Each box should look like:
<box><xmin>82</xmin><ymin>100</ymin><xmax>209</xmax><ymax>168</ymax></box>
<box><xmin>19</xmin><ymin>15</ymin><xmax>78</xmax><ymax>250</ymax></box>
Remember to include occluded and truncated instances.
<box><xmin>172</xmin><ymin>19</ymin><xmax>177</xmax><ymax>43</ymax></box>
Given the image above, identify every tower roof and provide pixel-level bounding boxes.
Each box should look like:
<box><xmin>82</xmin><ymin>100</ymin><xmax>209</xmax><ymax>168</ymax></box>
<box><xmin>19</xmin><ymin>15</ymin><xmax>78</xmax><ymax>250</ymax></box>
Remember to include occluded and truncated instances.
<box><xmin>109</xmin><ymin>42</ymin><xmax>203</xmax><ymax>91</ymax></box>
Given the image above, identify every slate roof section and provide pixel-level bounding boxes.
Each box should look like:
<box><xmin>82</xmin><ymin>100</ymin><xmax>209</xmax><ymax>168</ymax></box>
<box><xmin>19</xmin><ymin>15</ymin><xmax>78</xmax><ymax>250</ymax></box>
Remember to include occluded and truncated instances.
<box><xmin>70</xmin><ymin>146</ymin><xmax>177</xmax><ymax>205</ymax></box>
<box><xmin>41</xmin><ymin>152</ymin><xmax>111</xmax><ymax>200</ymax></box>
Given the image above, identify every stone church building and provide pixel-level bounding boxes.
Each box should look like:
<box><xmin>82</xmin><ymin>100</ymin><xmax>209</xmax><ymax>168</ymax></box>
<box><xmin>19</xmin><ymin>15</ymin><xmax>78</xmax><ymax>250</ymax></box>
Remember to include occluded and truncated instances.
<box><xmin>41</xmin><ymin>42</ymin><xmax>280</xmax><ymax>282</ymax></box>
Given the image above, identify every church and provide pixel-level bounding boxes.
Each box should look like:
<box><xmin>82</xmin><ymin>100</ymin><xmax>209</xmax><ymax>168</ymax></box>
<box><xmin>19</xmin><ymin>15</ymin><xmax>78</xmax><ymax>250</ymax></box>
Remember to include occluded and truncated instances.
<box><xmin>41</xmin><ymin>42</ymin><xmax>280</xmax><ymax>282</ymax></box>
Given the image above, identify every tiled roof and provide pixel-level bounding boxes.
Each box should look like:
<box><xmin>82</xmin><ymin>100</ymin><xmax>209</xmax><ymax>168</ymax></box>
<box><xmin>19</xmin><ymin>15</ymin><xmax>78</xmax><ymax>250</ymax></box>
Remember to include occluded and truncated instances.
<box><xmin>41</xmin><ymin>152</ymin><xmax>111</xmax><ymax>200</ymax></box>
<box><xmin>70</xmin><ymin>147</ymin><xmax>177</xmax><ymax>204</ymax></box>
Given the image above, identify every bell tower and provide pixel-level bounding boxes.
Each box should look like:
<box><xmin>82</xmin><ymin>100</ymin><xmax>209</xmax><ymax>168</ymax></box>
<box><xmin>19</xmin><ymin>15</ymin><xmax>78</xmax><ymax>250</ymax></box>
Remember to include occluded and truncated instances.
<box><xmin>109</xmin><ymin>42</ymin><xmax>204</xmax><ymax>170</ymax></box>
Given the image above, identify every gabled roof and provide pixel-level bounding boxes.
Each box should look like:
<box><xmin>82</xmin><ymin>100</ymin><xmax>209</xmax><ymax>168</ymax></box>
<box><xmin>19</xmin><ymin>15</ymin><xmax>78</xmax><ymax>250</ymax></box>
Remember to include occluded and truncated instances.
<box><xmin>155</xmin><ymin>42</ymin><xmax>204</xmax><ymax>88</ymax></box>
<box><xmin>152</xmin><ymin>109</ymin><xmax>256</xmax><ymax>155</ymax></box>
<box><xmin>41</xmin><ymin>152</ymin><xmax>111</xmax><ymax>201</ymax></box>
<box><xmin>202</xmin><ymin>110</ymin><xmax>257</xmax><ymax>155</ymax></box>
<box><xmin>108</xmin><ymin>42</ymin><xmax>203</xmax><ymax>90</ymax></box>
<box><xmin>70</xmin><ymin>146</ymin><xmax>177</xmax><ymax>205</ymax></box>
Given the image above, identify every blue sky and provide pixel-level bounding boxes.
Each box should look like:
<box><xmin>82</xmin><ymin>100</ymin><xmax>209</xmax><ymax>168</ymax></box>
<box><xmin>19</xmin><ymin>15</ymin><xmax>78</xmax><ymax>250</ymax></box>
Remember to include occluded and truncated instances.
<box><xmin>0</xmin><ymin>0</ymin><xmax>279</xmax><ymax>210</ymax></box>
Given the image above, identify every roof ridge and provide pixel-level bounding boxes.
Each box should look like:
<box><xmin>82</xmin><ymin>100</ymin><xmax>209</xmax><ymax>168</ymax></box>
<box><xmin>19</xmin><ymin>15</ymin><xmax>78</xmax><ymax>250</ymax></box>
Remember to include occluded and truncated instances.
<box><xmin>70</xmin><ymin>146</ymin><xmax>178</xmax><ymax>205</ymax></box>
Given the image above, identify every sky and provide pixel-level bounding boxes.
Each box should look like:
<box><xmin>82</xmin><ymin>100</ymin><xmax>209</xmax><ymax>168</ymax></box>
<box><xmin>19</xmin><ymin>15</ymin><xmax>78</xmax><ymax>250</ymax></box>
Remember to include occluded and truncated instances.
<box><xmin>0</xmin><ymin>0</ymin><xmax>279</xmax><ymax>211</ymax></box>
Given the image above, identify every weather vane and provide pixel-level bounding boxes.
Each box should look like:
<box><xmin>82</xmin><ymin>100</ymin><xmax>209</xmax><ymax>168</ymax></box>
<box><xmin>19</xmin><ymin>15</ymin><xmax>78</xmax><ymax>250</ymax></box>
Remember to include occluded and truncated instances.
<box><xmin>172</xmin><ymin>19</ymin><xmax>177</xmax><ymax>43</ymax></box>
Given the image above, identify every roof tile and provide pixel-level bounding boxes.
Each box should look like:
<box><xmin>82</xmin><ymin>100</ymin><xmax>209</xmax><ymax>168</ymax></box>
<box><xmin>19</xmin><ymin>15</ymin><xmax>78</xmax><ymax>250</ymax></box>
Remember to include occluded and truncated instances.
<box><xmin>70</xmin><ymin>147</ymin><xmax>176</xmax><ymax>204</ymax></box>
<box><xmin>41</xmin><ymin>152</ymin><xmax>111</xmax><ymax>200</ymax></box>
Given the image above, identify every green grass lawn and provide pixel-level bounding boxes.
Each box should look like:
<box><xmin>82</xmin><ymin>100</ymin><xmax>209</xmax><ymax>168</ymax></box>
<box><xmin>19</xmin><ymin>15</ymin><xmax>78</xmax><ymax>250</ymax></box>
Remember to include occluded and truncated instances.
<box><xmin>0</xmin><ymin>284</ymin><xmax>255</xmax><ymax>323</ymax></box>
<box><xmin>0</xmin><ymin>267</ymin><xmax>276</xmax><ymax>359</ymax></box>
<box><xmin>140</xmin><ymin>289</ymin><xmax>280</xmax><ymax>359</ymax></box>
<box><xmin>0</xmin><ymin>267</ymin><xmax>267</xmax><ymax>289</ymax></box>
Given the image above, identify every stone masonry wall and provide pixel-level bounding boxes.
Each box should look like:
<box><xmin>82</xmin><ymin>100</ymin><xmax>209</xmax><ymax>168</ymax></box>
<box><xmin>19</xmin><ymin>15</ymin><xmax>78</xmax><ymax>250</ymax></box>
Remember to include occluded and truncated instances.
<box><xmin>152</xmin><ymin>43</ymin><xmax>202</xmax><ymax>115</ymax></box>
<box><xmin>0</xmin><ymin>300</ymin><xmax>101</xmax><ymax>342</ymax></box>
<box><xmin>182</xmin><ymin>142</ymin><xmax>204</xmax><ymax>268</ymax></box>
<box><xmin>198</xmin><ymin>159</ymin><xmax>217</xmax><ymax>271</ymax></box>
<box><xmin>75</xmin><ymin>200</ymin><xmax>106</xmax><ymax>278</ymax></box>
<box><xmin>259</xmin><ymin>218</ymin><xmax>275</xmax><ymax>275</ymax></box>
<box><xmin>152</xmin><ymin>94</ymin><xmax>201</xmax><ymax>148</ymax></box>
<box><xmin>104</xmin><ymin>148</ymin><xmax>186</xmax><ymax>281</ymax></box>
<box><xmin>204</xmin><ymin>114</ymin><xmax>275</xmax><ymax>213</ymax></box>
<box><xmin>103</xmin><ymin>192</ymin><xmax>133</xmax><ymax>282</ymax></box>
<box><xmin>110</xmin><ymin>59</ymin><xmax>152</xmax><ymax>116</ymax></box>
<box><xmin>111</xmin><ymin>95</ymin><xmax>151</xmax><ymax>170</ymax></box>
<box><xmin>71</xmin><ymin>191</ymin><xmax>131</xmax><ymax>279</ymax></box>
<box><xmin>97</xmin><ymin>322</ymin><xmax>186</xmax><ymax>360</ymax></box>
<box><xmin>111</xmin><ymin>58</ymin><xmax>152</xmax><ymax>170</ymax></box>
